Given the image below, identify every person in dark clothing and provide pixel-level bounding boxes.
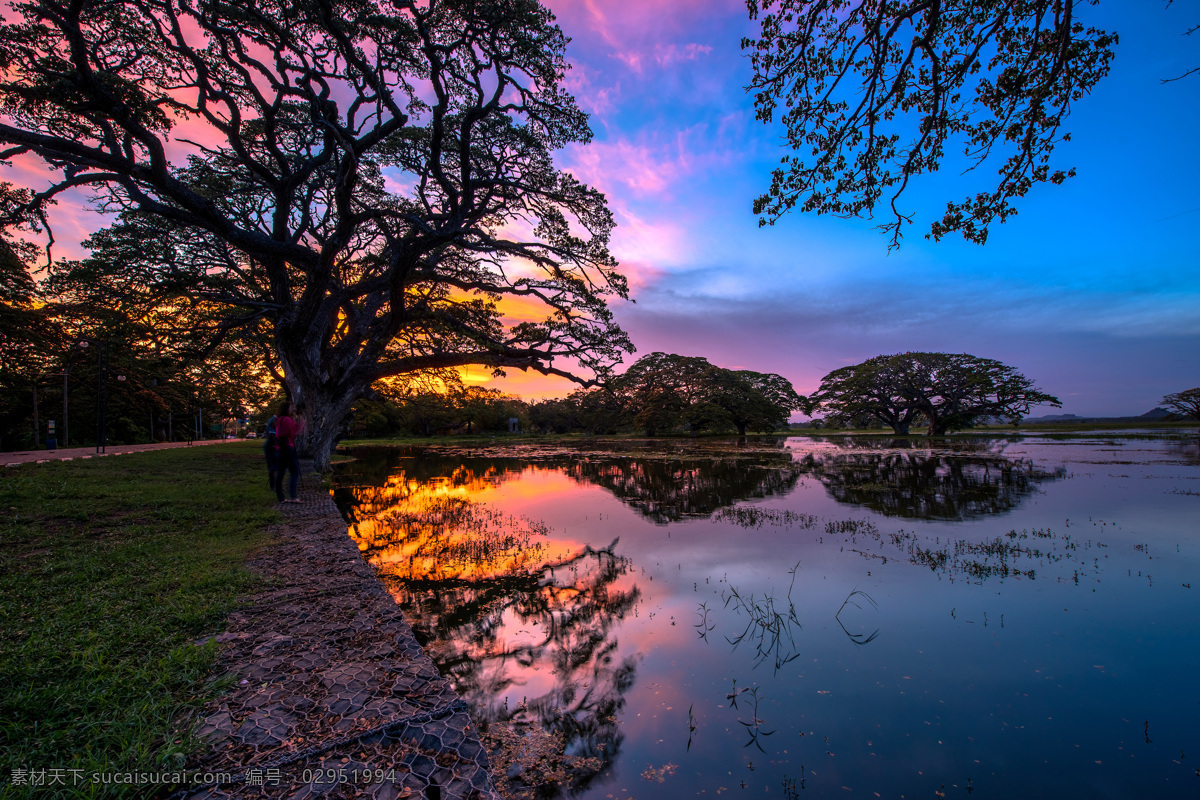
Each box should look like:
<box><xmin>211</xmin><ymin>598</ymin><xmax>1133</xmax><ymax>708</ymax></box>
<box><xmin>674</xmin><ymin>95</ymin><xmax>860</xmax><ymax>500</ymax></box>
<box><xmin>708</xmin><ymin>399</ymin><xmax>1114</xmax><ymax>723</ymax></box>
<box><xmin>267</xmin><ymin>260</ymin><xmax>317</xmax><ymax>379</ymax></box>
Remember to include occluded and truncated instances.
<box><xmin>274</xmin><ymin>402</ymin><xmax>302</xmax><ymax>503</ymax></box>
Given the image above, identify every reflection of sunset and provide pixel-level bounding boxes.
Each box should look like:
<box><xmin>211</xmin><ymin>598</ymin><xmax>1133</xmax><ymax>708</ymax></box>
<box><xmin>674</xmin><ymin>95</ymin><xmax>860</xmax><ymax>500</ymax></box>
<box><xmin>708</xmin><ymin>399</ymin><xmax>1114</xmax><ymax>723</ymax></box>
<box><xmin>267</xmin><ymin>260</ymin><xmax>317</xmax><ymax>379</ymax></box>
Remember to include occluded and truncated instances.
<box><xmin>338</xmin><ymin>458</ymin><xmax>643</xmax><ymax>796</ymax></box>
<box><xmin>346</xmin><ymin>467</ymin><xmax>584</xmax><ymax>583</ymax></box>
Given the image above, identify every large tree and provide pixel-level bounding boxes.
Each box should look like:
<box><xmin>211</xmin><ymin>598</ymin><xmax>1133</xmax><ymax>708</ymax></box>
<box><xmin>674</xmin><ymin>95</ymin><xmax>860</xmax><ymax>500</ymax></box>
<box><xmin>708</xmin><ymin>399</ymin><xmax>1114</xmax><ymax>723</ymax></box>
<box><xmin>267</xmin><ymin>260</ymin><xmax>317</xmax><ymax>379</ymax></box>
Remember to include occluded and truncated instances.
<box><xmin>744</xmin><ymin>0</ymin><xmax>1121</xmax><ymax>245</ymax></box>
<box><xmin>809</xmin><ymin>352</ymin><xmax>1060</xmax><ymax>435</ymax></box>
<box><xmin>0</xmin><ymin>0</ymin><xmax>630</xmax><ymax>469</ymax></box>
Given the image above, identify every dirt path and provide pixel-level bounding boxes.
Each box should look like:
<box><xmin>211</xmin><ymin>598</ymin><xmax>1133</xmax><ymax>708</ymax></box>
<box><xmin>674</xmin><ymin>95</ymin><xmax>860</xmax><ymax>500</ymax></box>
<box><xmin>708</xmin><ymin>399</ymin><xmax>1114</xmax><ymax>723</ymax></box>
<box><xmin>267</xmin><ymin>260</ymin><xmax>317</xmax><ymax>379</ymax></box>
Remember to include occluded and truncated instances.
<box><xmin>180</xmin><ymin>466</ymin><xmax>500</xmax><ymax>800</ymax></box>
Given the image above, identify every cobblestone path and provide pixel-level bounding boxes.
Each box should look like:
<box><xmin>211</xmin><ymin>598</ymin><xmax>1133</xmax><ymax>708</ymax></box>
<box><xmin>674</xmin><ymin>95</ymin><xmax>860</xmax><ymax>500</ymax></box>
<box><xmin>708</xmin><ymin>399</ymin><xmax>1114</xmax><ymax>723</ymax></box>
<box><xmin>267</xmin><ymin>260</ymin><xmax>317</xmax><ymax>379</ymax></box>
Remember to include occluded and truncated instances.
<box><xmin>181</xmin><ymin>467</ymin><xmax>500</xmax><ymax>800</ymax></box>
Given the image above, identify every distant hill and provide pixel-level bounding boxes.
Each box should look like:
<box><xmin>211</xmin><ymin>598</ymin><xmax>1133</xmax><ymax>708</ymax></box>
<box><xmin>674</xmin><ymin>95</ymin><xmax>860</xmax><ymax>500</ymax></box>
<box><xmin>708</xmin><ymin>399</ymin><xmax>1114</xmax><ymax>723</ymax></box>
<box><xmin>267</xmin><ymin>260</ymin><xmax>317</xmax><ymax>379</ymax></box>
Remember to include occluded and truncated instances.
<box><xmin>1024</xmin><ymin>407</ymin><xmax>1179</xmax><ymax>424</ymax></box>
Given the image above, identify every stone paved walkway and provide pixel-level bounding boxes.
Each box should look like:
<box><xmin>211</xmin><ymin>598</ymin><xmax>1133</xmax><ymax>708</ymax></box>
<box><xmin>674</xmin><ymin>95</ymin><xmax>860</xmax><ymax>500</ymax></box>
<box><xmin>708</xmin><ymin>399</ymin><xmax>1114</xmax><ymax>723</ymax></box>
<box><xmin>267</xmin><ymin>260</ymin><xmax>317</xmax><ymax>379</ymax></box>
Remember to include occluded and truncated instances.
<box><xmin>179</xmin><ymin>465</ymin><xmax>501</xmax><ymax>800</ymax></box>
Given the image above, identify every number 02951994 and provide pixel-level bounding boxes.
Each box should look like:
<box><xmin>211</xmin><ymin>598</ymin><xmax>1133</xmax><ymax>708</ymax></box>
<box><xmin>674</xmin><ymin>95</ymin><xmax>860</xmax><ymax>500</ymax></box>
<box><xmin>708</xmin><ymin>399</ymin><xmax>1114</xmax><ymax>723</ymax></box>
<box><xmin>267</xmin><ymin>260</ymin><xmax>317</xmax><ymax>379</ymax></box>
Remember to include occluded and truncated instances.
<box><xmin>301</xmin><ymin>768</ymin><xmax>397</xmax><ymax>785</ymax></box>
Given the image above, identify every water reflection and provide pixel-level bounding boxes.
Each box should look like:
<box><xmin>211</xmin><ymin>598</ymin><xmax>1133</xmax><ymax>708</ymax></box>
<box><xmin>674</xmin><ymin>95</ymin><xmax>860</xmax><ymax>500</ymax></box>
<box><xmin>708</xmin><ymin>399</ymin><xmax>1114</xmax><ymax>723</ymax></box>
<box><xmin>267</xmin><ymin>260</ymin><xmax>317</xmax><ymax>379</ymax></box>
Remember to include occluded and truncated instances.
<box><xmin>340</xmin><ymin>470</ymin><xmax>640</xmax><ymax>798</ymax></box>
<box><xmin>564</xmin><ymin>457</ymin><xmax>800</xmax><ymax>523</ymax></box>
<box><xmin>792</xmin><ymin>439</ymin><xmax>1066</xmax><ymax>519</ymax></box>
<box><xmin>720</xmin><ymin>565</ymin><xmax>805</xmax><ymax>672</ymax></box>
<box><xmin>337</xmin><ymin>443</ymin><xmax>801</xmax><ymax>524</ymax></box>
<box><xmin>331</xmin><ymin>436</ymin><xmax>1200</xmax><ymax>800</ymax></box>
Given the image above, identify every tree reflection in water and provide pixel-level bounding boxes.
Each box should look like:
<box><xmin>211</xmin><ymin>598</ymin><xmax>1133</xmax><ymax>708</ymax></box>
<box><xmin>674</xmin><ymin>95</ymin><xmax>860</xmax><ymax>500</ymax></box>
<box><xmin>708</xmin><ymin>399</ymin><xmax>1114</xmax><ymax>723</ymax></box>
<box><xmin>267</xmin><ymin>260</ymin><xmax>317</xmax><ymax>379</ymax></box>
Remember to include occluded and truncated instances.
<box><xmin>335</xmin><ymin>442</ymin><xmax>802</xmax><ymax>525</ymax></box>
<box><xmin>794</xmin><ymin>439</ymin><xmax>1066</xmax><ymax>519</ymax></box>
<box><xmin>564</xmin><ymin>456</ymin><xmax>801</xmax><ymax>523</ymax></box>
<box><xmin>341</xmin><ymin>468</ymin><xmax>640</xmax><ymax>798</ymax></box>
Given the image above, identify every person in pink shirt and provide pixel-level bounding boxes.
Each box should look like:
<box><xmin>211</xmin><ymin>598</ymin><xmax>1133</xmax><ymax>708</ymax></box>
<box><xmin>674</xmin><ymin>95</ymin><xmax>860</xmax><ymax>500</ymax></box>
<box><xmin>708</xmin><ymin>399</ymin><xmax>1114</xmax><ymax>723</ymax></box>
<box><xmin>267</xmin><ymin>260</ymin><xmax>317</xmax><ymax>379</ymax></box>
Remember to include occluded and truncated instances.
<box><xmin>274</xmin><ymin>401</ymin><xmax>302</xmax><ymax>503</ymax></box>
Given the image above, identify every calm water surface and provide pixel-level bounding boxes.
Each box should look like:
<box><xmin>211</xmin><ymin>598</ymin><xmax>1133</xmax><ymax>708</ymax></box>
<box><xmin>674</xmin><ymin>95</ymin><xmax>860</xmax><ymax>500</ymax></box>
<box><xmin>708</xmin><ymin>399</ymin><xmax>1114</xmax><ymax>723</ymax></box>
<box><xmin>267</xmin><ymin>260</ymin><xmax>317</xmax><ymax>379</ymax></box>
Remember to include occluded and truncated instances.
<box><xmin>331</xmin><ymin>433</ymin><xmax>1200</xmax><ymax>799</ymax></box>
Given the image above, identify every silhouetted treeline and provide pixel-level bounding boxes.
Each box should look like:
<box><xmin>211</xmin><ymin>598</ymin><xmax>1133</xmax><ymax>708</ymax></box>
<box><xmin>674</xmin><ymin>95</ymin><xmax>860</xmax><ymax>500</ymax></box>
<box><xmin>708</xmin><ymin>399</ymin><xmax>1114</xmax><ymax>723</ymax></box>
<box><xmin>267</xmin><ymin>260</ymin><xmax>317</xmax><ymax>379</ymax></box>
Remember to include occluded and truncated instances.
<box><xmin>348</xmin><ymin>352</ymin><xmax>804</xmax><ymax>438</ymax></box>
<box><xmin>0</xmin><ymin>239</ymin><xmax>277</xmax><ymax>451</ymax></box>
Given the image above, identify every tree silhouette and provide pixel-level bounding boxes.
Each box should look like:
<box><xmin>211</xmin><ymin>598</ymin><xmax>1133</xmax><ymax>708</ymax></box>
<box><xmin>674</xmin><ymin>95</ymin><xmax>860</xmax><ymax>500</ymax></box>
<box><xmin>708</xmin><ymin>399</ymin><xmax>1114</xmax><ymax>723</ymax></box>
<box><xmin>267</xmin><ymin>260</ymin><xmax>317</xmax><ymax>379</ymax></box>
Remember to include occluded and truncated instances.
<box><xmin>0</xmin><ymin>0</ymin><xmax>629</xmax><ymax>469</ymax></box>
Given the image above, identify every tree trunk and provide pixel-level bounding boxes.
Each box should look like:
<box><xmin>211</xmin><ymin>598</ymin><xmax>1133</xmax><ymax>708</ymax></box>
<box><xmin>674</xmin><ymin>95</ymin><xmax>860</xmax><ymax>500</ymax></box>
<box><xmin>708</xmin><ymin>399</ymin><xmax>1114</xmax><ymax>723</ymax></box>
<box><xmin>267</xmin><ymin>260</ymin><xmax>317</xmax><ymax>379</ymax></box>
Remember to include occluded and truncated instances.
<box><xmin>301</xmin><ymin>417</ymin><xmax>344</xmax><ymax>473</ymax></box>
<box><xmin>736</xmin><ymin>421</ymin><xmax>747</xmax><ymax>436</ymax></box>
<box><xmin>294</xmin><ymin>388</ymin><xmax>361</xmax><ymax>472</ymax></box>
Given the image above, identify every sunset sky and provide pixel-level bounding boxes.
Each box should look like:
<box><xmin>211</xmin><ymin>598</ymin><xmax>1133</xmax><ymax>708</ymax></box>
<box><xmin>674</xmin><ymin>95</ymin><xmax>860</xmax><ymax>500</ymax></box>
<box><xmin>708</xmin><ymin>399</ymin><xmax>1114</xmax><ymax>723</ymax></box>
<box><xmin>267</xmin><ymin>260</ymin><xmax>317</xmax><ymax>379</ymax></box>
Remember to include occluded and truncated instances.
<box><xmin>21</xmin><ymin>1</ymin><xmax>1200</xmax><ymax>417</ymax></box>
<box><xmin>480</xmin><ymin>0</ymin><xmax>1198</xmax><ymax>417</ymax></box>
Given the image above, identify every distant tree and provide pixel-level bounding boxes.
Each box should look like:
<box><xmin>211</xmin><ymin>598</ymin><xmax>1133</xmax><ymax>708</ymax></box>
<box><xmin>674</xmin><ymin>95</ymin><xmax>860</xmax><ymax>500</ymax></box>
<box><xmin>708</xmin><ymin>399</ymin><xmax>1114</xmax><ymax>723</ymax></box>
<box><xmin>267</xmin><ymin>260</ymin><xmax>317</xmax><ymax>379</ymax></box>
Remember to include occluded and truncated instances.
<box><xmin>0</xmin><ymin>239</ymin><xmax>56</xmax><ymax>375</ymax></box>
<box><xmin>569</xmin><ymin>388</ymin><xmax>626</xmax><ymax>436</ymax></box>
<box><xmin>615</xmin><ymin>352</ymin><xmax>804</xmax><ymax>436</ymax></box>
<box><xmin>0</xmin><ymin>0</ymin><xmax>630</xmax><ymax>470</ymax></box>
<box><xmin>530</xmin><ymin>397</ymin><xmax>579</xmax><ymax>435</ymax></box>
<box><xmin>809</xmin><ymin>352</ymin><xmax>1060</xmax><ymax>436</ymax></box>
<box><xmin>1161</xmin><ymin>388</ymin><xmax>1200</xmax><ymax>422</ymax></box>
<box><xmin>744</xmin><ymin>0</ymin><xmax>1122</xmax><ymax>245</ymax></box>
<box><xmin>0</xmin><ymin>238</ymin><xmax>60</xmax><ymax>448</ymax></box>
<box><xmin>457</xmin><ymin>387</ymin><xmax>529</xmax><ymax>434</ymax></box>
<box><xmin>709</xmin><ymin>369</ymin><xmax>806</xmax><ymax>435</ymax></box>
<box><xmin>615</xmin><ymin>353</ymin><xmax>716</xmax><ymax>436</ymax></box>
<box><xmin>807</xmin><ymin>354</ymin><xmax>922</xmax><ymax>434</ymax></box>
<box><xmin>347</xmin><ymin>397</ymin><xmax>406</xmax><ymax>439</ymax></box>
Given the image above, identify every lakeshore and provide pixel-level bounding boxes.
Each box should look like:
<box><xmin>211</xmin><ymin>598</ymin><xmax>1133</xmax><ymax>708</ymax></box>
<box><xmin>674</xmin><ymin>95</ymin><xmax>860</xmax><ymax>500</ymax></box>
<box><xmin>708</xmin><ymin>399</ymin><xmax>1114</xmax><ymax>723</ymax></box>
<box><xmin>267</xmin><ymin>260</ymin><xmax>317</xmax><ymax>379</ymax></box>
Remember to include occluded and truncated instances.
<box><xmin>0</xmin><ymin>444</ymin><xmax>499</xmax><ymax>799</ymax></box>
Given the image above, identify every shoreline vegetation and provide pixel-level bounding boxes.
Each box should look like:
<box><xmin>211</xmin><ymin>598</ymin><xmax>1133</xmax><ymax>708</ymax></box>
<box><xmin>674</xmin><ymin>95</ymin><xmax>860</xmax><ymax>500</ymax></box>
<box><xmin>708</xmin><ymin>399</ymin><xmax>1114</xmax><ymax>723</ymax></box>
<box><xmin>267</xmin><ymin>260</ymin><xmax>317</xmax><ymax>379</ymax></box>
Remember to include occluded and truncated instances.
<box><xmin>0</xmin><ymin>443</ymin><xmax>276</xmax><ymax>797</ymax></box>
<box><xmin>338</xmin><ymin>418</ymin><xmax>1198</xmax><ymax>449</ymax></box>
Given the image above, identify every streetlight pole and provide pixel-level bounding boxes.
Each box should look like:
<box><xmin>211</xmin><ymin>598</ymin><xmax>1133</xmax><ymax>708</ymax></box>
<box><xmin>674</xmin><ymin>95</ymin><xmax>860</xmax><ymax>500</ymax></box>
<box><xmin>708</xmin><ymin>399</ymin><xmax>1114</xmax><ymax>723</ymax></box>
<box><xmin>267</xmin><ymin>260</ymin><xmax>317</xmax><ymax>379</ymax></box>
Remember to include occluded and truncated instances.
<box><xmin>32</xmin><ymin>381</ymin><xmax>39</xmax><ymax>448</ymax></box>
<box><xmin>96</xmin><ymin>340</ymin><xmax>108</xmax><ymax>453</ymax></box>
<box><xmin>93</xmin><ymin>341</ymin><xmax>128</xmax><ymax>454</ymax></box>
<box><xmin>33</xmin><ymin>340</ymin><xmax>89</xmax><ymax>449</ymax></box>
<box><xmin>68</xmin><ymin>340</ymin><xmax>88</xmax><ymax>447</ymax></box>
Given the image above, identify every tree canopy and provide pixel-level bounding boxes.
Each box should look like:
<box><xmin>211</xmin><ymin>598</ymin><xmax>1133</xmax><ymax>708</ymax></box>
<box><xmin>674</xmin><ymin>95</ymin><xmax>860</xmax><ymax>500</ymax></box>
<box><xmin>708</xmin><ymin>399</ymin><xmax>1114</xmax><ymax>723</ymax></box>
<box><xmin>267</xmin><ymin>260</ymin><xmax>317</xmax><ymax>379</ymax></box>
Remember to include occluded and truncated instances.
<box><xmin>613</xmin><ymin>352</ymin><xmax>804</xmax><ymax>436</ymax></box>
<box><xmin>0</xmin><ymin>0</ymin><xmax>630</xmax><ymax>468</ymax></box>
<box><xmin>1161</xmin><ymin>388</ymin><xmax>1200</xmax><ymax>422</ymax></box>
<box><xmin>743</xmin><ymin>0</ymin><xmax>1121</xmax><ymax>245</ymax></box>
<box><xmin>808</xmin><ymin>352</ymin><xmax>1060</xmax><ymax>435</ymax></box>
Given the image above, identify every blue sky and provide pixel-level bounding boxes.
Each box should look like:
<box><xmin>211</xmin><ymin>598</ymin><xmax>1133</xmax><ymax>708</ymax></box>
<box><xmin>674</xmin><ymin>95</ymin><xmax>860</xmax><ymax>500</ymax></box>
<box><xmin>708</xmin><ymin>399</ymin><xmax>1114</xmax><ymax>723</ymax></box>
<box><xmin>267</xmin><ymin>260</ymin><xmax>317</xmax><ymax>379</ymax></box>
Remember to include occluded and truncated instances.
<box><xmin>17</xmin><ymin>0</ymin><xmax>1196</xmax><ymax>416</ymax></box>
<box><xmin>497</xmin><ymin>0</ymin><xmax>1200</xmax><ymax>416</ymax></box>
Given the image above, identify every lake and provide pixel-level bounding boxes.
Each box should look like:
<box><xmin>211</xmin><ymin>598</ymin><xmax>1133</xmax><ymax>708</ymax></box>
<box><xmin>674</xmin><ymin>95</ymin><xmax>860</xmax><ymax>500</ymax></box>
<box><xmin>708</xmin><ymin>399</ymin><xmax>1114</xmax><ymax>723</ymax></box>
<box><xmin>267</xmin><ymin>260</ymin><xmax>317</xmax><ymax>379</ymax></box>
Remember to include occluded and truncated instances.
<box><xmin>331</xmin><ymin>433</ymin><xmax>1200</xmax><ymax>799</ymax></box>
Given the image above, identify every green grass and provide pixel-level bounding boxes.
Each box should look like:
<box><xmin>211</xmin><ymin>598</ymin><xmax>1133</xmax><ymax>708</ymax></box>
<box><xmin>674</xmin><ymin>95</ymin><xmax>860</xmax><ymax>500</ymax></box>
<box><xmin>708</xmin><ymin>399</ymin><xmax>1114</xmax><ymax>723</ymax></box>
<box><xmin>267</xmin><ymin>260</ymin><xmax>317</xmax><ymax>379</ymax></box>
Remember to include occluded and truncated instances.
<box><xmin>0</xmin><ymin>443</ymin><xmax>279</xmax><ymax>797</ymax></box>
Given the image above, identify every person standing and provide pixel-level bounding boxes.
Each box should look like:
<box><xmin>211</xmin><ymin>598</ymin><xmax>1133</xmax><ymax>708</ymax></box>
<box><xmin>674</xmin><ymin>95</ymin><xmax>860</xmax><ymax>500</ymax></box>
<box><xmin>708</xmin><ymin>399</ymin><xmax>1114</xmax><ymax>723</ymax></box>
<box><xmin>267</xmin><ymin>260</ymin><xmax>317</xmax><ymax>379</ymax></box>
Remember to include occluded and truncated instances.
<box><xmin>274</xmin><ymin>402</ymin><xmax>302</xmax><ymax>503</ymax></box>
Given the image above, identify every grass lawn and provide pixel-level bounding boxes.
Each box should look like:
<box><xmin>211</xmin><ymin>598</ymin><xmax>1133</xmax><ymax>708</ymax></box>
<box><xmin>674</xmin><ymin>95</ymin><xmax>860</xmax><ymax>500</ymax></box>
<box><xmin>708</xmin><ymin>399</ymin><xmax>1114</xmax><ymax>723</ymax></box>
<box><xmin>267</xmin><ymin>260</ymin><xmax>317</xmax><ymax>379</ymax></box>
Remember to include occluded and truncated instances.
<box><xmin>0</xmin><ymin>443</ymin><xmax>279</xmax><ymax>797</ymax></box>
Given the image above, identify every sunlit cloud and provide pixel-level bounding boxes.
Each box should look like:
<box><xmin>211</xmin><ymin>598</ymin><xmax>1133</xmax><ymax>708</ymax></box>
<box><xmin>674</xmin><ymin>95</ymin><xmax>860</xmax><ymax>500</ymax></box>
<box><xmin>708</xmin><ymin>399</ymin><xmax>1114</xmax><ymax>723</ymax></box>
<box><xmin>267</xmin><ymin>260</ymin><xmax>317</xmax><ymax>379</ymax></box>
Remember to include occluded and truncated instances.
<box><xmin>463</xmin><ymin>365</ymin><xmax>591</xmax><ymax>400</ymax></box>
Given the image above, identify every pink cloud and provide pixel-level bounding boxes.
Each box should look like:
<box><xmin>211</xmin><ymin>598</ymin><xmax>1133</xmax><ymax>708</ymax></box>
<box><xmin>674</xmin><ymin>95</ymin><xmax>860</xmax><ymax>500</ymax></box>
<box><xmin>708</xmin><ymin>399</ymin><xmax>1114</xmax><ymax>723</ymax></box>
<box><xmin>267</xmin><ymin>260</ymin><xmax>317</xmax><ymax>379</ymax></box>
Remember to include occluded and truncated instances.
<box><xmin>613</xmin><ymin>258</ymin><xmax>668</xmax><ymax>294</ymax></box>
<box><xmin>549</xmin><ymin>0</ymin><xmax>742</xmax><ymax>50</ymax></box>
<box><xmin>562</xmin><ymin>62</ymin><xmax>620</xmax><ymax>118</ymax></box>
<box><xmin>547</xmin><ymin>0</ymin><xmax>739</xmax><ymax>75</ymax></box>
<box><xmin>560</xmin><ymin>114</ymin><xmax>746</xmax><ymax>206</ymax></box>
<box><xmin>608</xmin><ymin>208</ymin><xmax>692</xmax><ymax>269</ymax></box>
<box><xmin>654</xmin><ymin>42</ymin><xmax>714</xmax><ymax>67</ymax></box>
<box><xmin>564</xmin><ymin>138</ymin><xmax>685</xmax><ymax>197</ymax></box>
